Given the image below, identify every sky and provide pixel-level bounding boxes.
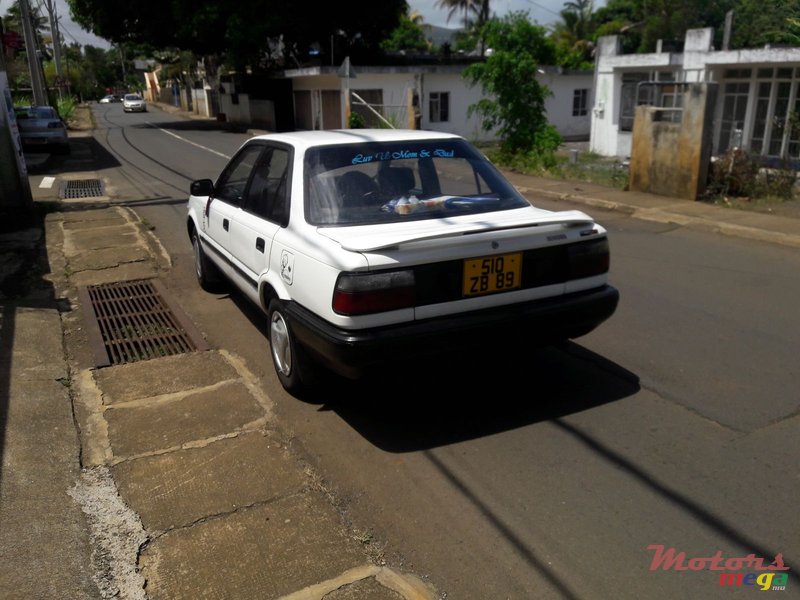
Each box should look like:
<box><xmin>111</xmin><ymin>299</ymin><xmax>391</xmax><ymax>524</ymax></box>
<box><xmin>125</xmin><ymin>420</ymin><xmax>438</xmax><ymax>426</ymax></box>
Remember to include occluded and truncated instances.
<box><xmin>0</xmin><ymin>0</ymin><xmax>110</xmax><ymax>48</ymax></box>
<box><xmin>1</xmin><ymin>0</ymin><xmax>600</xmax><ymax>50</ymax></box>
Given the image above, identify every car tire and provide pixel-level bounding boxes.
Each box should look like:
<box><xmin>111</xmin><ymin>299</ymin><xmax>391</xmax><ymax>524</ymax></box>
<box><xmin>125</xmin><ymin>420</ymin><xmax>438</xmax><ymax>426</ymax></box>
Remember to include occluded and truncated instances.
<box><xmin>268</xmin><ymin>299</ymin><xmax>317</xmax><ymax>395</ymax></box>
<box><xmin>191</xmin><ymin>229</ymin><xmax>224</xmax><ymax>292</ymax></box>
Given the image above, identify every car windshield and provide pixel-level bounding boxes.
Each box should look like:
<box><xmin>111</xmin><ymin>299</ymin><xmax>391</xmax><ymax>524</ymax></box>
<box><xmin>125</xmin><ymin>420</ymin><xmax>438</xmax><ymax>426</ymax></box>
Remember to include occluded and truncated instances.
<box><xmin>124</xmin><ymin>94</ymin><xmax>141</xmax><ymax>101</ymax></box>
<box><xmin>304</xmin><ymin>139</ymin><xmax>529</xmax><ymax>226</ymax></box>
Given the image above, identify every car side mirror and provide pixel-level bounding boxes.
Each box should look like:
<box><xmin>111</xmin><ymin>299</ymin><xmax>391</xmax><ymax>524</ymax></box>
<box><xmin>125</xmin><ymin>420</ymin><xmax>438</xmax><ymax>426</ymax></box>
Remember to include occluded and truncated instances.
<box><xmin>191</xmin><ymin>179</ymin><xmax>214</xmax><ymax>197</ymax></box>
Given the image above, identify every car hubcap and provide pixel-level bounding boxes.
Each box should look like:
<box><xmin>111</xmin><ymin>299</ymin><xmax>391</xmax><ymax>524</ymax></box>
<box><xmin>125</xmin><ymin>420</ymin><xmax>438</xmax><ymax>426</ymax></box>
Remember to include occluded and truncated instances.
<box><xmin>270</xmin><ymin>311</ymin><xmax>292</xmax><ymax>376</ymax></box>
<box><xmin>193</xmin><ymin>237</ymin><xmax>202</xmax><ymax>278</ymax></box>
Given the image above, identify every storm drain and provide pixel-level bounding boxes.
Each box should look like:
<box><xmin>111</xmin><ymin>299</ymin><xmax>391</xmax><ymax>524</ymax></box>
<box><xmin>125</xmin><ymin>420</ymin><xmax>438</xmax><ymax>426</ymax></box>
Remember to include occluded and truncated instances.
<box><xmin>60</xmin><ymin>178</ymin><xmax>104</xmax><ymax>199</ymax></box>
<box><xmin>78</xmin><ymin>278</ymin><xmax>210</xmax><ymax>367</ymax></box>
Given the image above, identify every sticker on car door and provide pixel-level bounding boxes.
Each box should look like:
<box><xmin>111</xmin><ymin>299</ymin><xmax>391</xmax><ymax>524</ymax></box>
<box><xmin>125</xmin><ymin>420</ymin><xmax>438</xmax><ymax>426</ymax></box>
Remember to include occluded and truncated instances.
<box><xmin>280</xmin><ymin>250</ymin><xmax>294</xmax><ymax>284</ymax></box>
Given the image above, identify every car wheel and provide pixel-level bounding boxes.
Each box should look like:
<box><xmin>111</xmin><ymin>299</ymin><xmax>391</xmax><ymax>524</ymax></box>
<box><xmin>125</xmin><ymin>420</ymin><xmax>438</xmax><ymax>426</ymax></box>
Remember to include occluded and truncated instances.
<box><xmin>191</xmin><ymin>229</ymin><xmax>224</xmax><ymax>292</ymax></box>
<box><xmin>268</xmin><ymin>299</ymin><xmax>316</xmax><ymax>395</ymax></box>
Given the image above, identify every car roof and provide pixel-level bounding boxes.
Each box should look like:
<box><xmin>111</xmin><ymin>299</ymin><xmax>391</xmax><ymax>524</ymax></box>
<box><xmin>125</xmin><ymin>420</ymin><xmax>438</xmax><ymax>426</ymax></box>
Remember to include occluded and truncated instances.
<box><xmin>248</xmin><ymin>129</ymin><xmax>463</xmax><ymax>151</ymax></box>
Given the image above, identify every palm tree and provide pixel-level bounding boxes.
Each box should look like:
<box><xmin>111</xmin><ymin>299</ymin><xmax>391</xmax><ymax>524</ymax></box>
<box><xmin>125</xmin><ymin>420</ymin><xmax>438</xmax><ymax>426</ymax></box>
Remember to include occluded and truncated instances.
<box><xmin>561</xmin><ymin>0</ymin><xmax>593</xmax><ymax>40</ymax></box>
<box><xmin>435</xmin><ymin>0</ymin><xmax>492</xmax><ymax>56</ymax></box>
<box><xmin>2</xmin><ymin>0</ymin><xmax>50</xmax><ymax>38</ymax></box>
<box><xmin>435</xmin><ymin>0</ymin><xmax>491</xmax><ymax>30</ymax></box>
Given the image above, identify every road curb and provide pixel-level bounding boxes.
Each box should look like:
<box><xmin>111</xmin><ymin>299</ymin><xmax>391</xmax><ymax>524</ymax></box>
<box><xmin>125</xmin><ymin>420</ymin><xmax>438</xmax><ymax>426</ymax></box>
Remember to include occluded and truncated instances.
<box><xmin>517</xmin><ymin>184</ymin><xmax>800</xmax><ymax>249</ymax></box>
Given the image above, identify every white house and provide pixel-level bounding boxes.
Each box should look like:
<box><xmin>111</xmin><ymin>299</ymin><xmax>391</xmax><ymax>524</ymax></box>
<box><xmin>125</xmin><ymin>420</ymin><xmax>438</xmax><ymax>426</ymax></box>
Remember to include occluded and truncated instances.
<box><xmin>592</xmin><ymin>27</ymin><xmax>800</xmax><ymax>162</ymax></box>
<box><xmin>282</xmin><ymin>62</ymin><xmax>594</xmax><ymax>142</ymax></box>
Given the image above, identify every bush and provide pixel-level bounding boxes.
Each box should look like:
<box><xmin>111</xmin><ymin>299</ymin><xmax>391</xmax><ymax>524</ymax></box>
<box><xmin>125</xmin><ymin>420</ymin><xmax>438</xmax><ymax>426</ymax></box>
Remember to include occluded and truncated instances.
<box><xmin>708</xmin><ymin>149</ymin><xmax>761</xmax><ymax>197</ymax></box>
<box><xmin>707</xmin><ymin>149</ymin><xmax>797</xmax><ymax>201</ymax></box>
<box><xmin>348</xmin><ymin>111</ymin><xmax>366</xmax><ymax>129</ymax></box>
<box><xmin>57</xmin><ymin>96</ymin><xmax>77</xmax><ymax>121</ymax></box>
<box><xmin>755</xmin><ymin>166</ymin><xmax>797</xmax><ymax>200</ymax></box>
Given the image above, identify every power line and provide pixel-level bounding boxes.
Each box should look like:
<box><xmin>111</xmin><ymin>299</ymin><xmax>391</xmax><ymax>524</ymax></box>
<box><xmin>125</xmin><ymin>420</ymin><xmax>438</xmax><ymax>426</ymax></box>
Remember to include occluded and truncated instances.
<box><xmin>57</xmin><ymin>20</ymin><xmax>83</xmax><ymax>46</ymax></box>
<box><xmin>523</xmin><ymin>0</ymin><xmax>563</xmax><ymax>19</ymax></box>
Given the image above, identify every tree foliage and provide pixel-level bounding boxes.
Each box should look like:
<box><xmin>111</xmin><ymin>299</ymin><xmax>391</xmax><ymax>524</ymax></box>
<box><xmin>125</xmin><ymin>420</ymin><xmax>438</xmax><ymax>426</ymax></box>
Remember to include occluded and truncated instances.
<box><xmin>727</xmin><ymin>0</ymin><xmax>800</xmax><ymax>48</ymax></box>
<box><xmin>465</xmin><ymin>12</ymin><xmax>560</xmax><ymax>157</ymax></box>
<box><xmin>551</xmin><ymin>0</ymin><xmax>596</xmax><ymax>69</ymax></box>
<box><xmin>66</xmin><ymin>0</ymin><xmax>407</xmax><ymax>71</ymax></box>
<box><xmin>592</xmin><ymin>0</ymin><xmax>729</xmax><ymax>53</ymax></box>
<box><xmin>381</xmin><ymin>11</ymin><xmax>429</xmax><ymax>54</ymax></box>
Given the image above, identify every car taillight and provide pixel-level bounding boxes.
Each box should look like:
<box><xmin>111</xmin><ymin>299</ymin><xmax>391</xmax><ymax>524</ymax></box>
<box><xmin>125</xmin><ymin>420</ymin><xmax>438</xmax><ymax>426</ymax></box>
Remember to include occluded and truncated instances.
<box><xmin>333</xmin><ymin>270</ymin><xmax>415</xmax><ymax>315</ymax></box>
<box><xmin>567</xmin><ymin>238</ymin><xmax>610</xmax><ymax>279</ymax></box>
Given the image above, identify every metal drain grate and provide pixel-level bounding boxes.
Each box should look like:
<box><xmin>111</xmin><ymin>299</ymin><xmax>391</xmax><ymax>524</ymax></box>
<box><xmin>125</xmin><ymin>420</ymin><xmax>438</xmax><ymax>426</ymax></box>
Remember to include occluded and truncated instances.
<box><xmin>79</xmin><ymin>278</ymin><xmax>210</xmax><ymax>367</ymax></box>
<box><xmin>61</xmin><ymin>179</ymin><xmax>104</xmax><ymax>199</ymax></box>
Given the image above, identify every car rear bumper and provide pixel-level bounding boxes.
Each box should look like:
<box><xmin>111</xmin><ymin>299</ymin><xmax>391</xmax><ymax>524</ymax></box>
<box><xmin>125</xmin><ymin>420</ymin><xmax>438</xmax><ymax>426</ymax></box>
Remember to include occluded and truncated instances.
<box><xmin>286</xmin><ymin>285</ymin><xmax>620</xmax><ymax>379</ymax></box>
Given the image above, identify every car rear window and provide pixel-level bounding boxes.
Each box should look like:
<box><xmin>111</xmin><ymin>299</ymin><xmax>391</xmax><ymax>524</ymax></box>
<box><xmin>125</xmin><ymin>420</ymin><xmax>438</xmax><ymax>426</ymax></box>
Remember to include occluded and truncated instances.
<box><xmin>304</xmin><ymin>139</ymin><xmax>528</xmax><ymax>226</ymax></box>
<box><xmin>18</xmin><ymin>107</ymin><xmax>57</xmax><ymax>119</ymax></box>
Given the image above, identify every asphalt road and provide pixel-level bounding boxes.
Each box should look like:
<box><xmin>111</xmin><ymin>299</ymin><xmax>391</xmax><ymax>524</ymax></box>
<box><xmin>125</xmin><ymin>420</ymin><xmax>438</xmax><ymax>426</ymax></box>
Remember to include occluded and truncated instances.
<box><xmin>91</xmin><ymin>103</ymin><xmax>800</xmax><ymax>599</ymax></box>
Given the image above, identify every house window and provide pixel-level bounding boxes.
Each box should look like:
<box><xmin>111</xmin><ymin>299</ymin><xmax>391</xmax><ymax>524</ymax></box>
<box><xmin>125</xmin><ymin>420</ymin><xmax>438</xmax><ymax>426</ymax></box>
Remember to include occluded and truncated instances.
<box><xmin>718</xmin><ymin>82</ymin><xmax>749</xmax><ymax>152</ymax></box>
<box><xmin>619</xmin><ymin>71</ymin><xmax>679</xmax><ymax>131</ymax></box>
<box><xmin>619</xmin><ymin>73</ymin><xmax>650</xmax><ymax>131</ymax></box>
<box><xmin>430</xmin><ymin>92</ymin><xmax>449</xmax><ymax>122</ymax></box>
<box><xmin>572</xmin><ymin>89</ymin><xmax>588</xmax><ymax>116</ymax></box>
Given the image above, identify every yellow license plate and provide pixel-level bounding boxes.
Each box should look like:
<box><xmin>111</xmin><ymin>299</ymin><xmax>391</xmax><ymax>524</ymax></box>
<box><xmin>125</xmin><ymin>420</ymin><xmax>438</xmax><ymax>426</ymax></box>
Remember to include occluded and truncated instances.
<box><xmin>463</xmin><ymin>252</ymin><xmax>522</xmax><ymax>297</ymax></box>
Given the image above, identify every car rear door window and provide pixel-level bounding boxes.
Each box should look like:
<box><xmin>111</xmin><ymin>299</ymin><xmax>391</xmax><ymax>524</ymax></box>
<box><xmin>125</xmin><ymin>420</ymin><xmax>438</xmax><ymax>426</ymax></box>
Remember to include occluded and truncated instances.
<box><xmin>243</xmin><ymin>146</ymin><xmax>291</xmax><ymax>225</ymax></box>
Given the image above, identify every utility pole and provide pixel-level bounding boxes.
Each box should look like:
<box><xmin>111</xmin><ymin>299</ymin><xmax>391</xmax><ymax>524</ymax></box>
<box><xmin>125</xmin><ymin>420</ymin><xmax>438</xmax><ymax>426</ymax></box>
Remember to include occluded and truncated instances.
<box><xmin>0</xmin><ymin>19</ymin><xmax>34</xmax><ymax>210</ymax></box>
<box><xmin>118</xmin><ymin>45</ymin><xmax>126</xmax><ymax>83</ymax></box>
<box><xmin>19</xmin><ymin>0</ymin><xmax>48</xmax><ymax>106</ymax></box>
<box><xmin>43</xmin><ymin>0</ymin><xmax>64</xmax><ymax>97</ymax></box>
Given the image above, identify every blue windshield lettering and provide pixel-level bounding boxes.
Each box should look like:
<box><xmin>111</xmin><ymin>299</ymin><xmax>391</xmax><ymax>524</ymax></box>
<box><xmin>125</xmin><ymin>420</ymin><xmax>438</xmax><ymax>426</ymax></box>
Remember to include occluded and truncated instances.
<box><xmin>351</xmin><ymin>154</ymin><xmax>374</xmax><ymax>164</ymax></box>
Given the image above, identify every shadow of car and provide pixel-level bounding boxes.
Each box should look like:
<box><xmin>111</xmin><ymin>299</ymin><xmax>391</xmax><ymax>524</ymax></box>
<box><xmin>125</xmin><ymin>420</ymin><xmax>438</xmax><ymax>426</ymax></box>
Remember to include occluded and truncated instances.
<box><xmin>15</xmin><ymin>105</ymin><xmax>70</xmax><ymax>154</ymax></box>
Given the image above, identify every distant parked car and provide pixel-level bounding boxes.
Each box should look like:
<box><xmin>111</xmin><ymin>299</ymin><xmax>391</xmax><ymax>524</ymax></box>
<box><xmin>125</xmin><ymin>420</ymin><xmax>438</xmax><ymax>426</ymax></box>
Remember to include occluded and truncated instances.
<box><xmin>122</xmin><ymin>93</ymin><xmax>146</xmax><ymax>112</ymax></box>
<box><xmin>186</xmin><ymin>129</ymin><xmax>619</xmax><ymax>394</ymax></box>
<box><xmin>99</xmin><ymin>95</ymin><xmax>120</xmax><ymax>103</ymax></box>
<box><xmin>15</xmin><ymin>105</ymin><xmax>70</xmax><ymax>154</ymax></box>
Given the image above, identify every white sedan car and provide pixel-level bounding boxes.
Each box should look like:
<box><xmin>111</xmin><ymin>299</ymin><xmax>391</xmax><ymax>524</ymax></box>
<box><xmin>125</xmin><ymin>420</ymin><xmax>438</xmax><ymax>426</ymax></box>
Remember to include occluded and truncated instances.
<box><xmin>187</xmin><ymin>130</ymin><xmax>619</xmax><ymax>394</ymax></box>
<box><xmin>122</xmin><ymin>93</ymin><xmax>146</xmax><ymax>112</ymax></box>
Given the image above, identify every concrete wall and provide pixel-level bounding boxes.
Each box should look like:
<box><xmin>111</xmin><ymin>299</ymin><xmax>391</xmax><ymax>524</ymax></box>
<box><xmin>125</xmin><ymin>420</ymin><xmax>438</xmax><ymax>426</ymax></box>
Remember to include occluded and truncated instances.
<box><xmin>191</xmin><ymin>89</ymin><xmax>209</xmax><ymax>118</ymax></box>
<box><xmin>421</xmin><ymin>72</ymin><xmax>493</xmax><ymax>141</ymax></box>
<box><xmin>348</xmin><ymin>71</ymin><xmax>414</xmax><ymax>128</ymax></box>
<box><xmin>540</xmin><ymin>72</ymin><xmax>593</xmax><ymax>141</ymax></box>
<box><xmin>218</xmin><ymin>83</ymin><xmax>251</xmax><ymax>124</ymax></box>
<box><xmin>249</xmin><ymin>99</ymin><xmax>276</xmax><ymax>130</ymax></box>
<box><xmin>628</xmin><ymin>83</ymin><xmax>718</xmax><ymax>200</ymax></box>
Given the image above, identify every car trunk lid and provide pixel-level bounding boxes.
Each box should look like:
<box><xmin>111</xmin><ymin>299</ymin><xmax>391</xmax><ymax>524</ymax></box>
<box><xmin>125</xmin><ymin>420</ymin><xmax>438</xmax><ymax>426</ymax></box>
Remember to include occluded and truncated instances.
<box><xmin>316</xmin><ymin>208</ymin><xmax>595</xmax><ymax>252</ymax></box>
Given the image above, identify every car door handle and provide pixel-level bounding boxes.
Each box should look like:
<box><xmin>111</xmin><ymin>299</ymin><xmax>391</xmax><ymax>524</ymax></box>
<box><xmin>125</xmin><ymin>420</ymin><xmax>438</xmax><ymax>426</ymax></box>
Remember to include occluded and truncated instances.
<box><xmin>255</xmin><ymin>238</ymin><xmax>265</xmax><ymax>253</ymax></box>
<box><xmin>223</xmin><ymin>218</ymin><xmax>229</xmax><ymax>231</ymax></box>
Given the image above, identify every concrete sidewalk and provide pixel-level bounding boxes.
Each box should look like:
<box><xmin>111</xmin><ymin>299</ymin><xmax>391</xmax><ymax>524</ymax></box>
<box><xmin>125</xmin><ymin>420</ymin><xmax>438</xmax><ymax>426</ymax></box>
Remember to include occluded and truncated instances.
<box><xmin>1</xmin><ymin>202</ymin><xmax>439</xmax><ymax>599</ymax></box>
<box><xmin>3</xmin><ymin>105</ymin><xmax>800</xmax><ymax>598</ymax></box>
<box><xmin>505</xmin><ymin>172</ymin><xmax>800</xmax><ymax>249</ymax></box>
